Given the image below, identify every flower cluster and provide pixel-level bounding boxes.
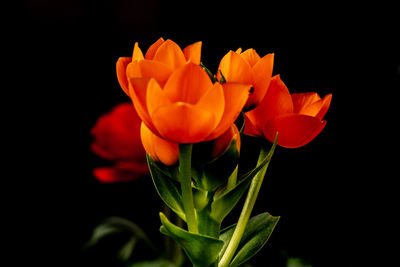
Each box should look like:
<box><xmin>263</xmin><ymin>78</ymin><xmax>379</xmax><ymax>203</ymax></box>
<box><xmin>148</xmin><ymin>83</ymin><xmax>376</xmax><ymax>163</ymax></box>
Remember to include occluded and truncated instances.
<box><xmin>90</xmin><ymin>38</ymin><xmax>332</xmax><ymax>267</ymax></box>
<box><xmin>113</xmin><ymin>38</ymin><xmax>331</xmax><ymax>166</ymax></box>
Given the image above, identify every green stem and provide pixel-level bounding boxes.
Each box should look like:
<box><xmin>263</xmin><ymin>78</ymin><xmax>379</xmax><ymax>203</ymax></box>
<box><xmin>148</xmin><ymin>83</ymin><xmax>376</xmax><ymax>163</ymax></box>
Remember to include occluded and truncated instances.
<box><xmin>179</xmin><ymin>144</ymin><xmax>198</xmax><ymax>234</ymax></box>
<box><xmin>218</xmin><ymin>147</ymin><xmax>271</xmax><ymax>267</ymax></box>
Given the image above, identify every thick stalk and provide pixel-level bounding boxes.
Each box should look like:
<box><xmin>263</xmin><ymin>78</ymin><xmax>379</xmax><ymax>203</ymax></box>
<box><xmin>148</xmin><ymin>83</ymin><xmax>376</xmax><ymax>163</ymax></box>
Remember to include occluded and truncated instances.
<box><xmin>179</xmin><ymin>144</ymin><xmax>198</xmax><ymax>234</ymax></box>
<box><xmin>218</xmin><ymin>147</ymin><xmax>270</xmax><ymax>267</ymax></box>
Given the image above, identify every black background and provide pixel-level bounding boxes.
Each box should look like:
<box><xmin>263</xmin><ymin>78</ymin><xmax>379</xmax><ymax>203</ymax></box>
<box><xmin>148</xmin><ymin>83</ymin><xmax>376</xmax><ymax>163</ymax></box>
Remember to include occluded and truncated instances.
<box><xmin>17</xmin><ymin>1</ymin><xmax>398</xmax><ymax>266</ymax></box>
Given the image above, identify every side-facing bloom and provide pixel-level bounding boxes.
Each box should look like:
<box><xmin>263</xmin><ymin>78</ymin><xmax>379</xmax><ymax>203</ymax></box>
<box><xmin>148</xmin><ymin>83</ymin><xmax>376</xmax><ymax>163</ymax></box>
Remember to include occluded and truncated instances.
<box><xmin>129</xmin><ymin>62</ymin><xmax>251</xmax><ymax>144</ymax></box>
<box><xmin>244</xmin><ymin>75</ymin><xmax>332</xmax><ymax>148</ymax></box>
<box><xmin>217</xmin><ymin>48</ymin><xmax>274</xmax><ymax>111</ymax></box>
<box><xmin>90</xmin><ymin>103</ymin><xmax>149</xmax><ymax>182</ymax></box>
<box><xmin>117</xmin><ymin>38</ymin><xmax>202</xmax><ymax>96</ymax></box>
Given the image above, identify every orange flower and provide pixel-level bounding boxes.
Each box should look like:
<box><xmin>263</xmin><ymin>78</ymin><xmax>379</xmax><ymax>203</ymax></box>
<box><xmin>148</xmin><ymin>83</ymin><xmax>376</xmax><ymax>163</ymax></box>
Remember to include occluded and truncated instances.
<box><xmin>129</xmin><ymin>62</ymin><xmax>250</xmax><ymax>144</ymax></box>
<box><xmin>116</xmin><ymin>38</ymin><xmax>202</xmax><ymax>96</ymax></box>
<box><xmin>217</xmin><ymin>48</ymin><xmax>274</xmax><ymax>111</ymax></box>
<box><xmin>244</xmin><ymin>75</ymin><xmax>332</xmax><ymax>148</ymax></box>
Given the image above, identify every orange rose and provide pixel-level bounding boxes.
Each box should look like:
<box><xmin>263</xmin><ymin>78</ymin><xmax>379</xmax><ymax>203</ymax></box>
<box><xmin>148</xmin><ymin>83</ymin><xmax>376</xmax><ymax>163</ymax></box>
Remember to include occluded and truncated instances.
<box><xmin>217</xmin><ymin>48</ymin><xmax>274</xmax><ymax>111</ymax></box>
<box><xmin>129</xmin><ymin>62</ymin><xmax>250</xmax><ymax>144</ymax></box>
<box><xmin>116</xmin><ymin>38</ymin><xmax>202</xmax><ymax>96</ymax></box>
<box><xmin>244</xmin><ymin>75</ymin><xmax>332</xmax><ymax>148</ymax></box>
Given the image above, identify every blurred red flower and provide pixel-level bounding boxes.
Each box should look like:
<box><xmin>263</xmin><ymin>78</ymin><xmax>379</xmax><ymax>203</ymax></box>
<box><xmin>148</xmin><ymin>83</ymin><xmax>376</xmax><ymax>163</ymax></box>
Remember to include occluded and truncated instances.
<box><xmin>90</xmin><ymin>103</ymin><xmax>149</xmax><ymax>183</ymax></box>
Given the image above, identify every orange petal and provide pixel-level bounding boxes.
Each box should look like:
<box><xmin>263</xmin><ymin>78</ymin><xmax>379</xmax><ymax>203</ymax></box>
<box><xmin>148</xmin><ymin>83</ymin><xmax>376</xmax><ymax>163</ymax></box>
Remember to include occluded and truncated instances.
<box><xmin>144</xmin><ymin>37</ymin><xmax>165</xmax><ymax>60</ymax></box>
<box><xmin>247</xmin><ymin>53</ymin><xmax>274</xmax><ymax>110</ymax></box>
<box><xmin>243</xmin><ymin>112</ymin><xmax>263</xmax><ymax>137</ymax></box>
<box><xmin>183</xmin><ymin>41</ymin><xmax>202</xmax><ymax>64</ymax></box>
<box><xmin>245</xmin><ymin>75</ymin><xmax>294</xmax><ymax>131</ymax></box>
<box><xmin>132</xmin><ymin>42</ymin><xmax>144</xmax><ymax>61</ymax></box>
<box><xmin>140</xmin><ymin>123</ymin><xmax>179</xmax><ymax>166</ymax></box>
<box><xmin>207</xmin><ymin>82</ymin><xmax>251</xmax><ymax>140</ymax></box>
<box><xmin>266</xmin><ymin>75</ymin><xmax>294</xmax><ymax>118</ymax></box>
<box><xmin>163</xmin><ymin>62</ymin><xmax>213</xmax><ymax>104</ymax></box>
<box><xmin>146</xmin><ymin>78</ymin><xmax>172</xmax><ymax>116</ymax></box>
<box><xmin>153</xmin><ymin>39</ymin><xmax>186</xmax><ymax>70</ymax></box>
<box><xmin>196</xmin><ymin>82</ymin><xmax>225</xmax><ymax>129</ymax></box>
<box><xmin>217</xmin><ymin>51</ymin><xmax>254</xmax><ymax>85</ymax></box>
<box><xmin>291</xmin><ymin>92</ymin><xmax>321</xmax><ymax>113</ymax></box>
<box><xmin>263</xmin><ymin>114</ymin><xmax>327</xmax><ymax>148</ymax></box>
<box><xmin>116</xmin><ymin>57</ymin><xmax>132</xmax><ymax>96</ymax></box>
<box><xmin>291</xmin><ymin>93</ymin><xmax>332</xmax><ymax>120</ymax></box>
<box><xmin>151</xmin><ymin>103</ymin><xmax>216</xmax><ymax>143</ymax></box>
<box><xmin>240</xmin><ymin>48</ymin><xmax>261</xmax><ymax>67</ymax></box>
<box><xmin>128</xmin><ymin>77</ymin><xmax>158</xmax><ymax>134</ymax></box>
<box><xmin>126</xmin><ymin>60</ymin><xmax>172</xmax><ymax>85</ymax></box>
<box><xmin>315</xmin><ymin>94</ymin><xmax>332</xmax><ymax>120</ymax></box>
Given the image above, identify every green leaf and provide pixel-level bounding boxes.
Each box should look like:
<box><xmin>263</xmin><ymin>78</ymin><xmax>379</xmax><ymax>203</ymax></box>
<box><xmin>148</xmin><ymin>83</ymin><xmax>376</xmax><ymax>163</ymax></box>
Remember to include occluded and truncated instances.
<box><xmin>192</xmin><ymin>187</ymin><xmax>221</xmax><ymax>237</ymax></box>
<box><xmin>211</xmin><ymin>136</ymin><xmax>278</xmax><ymax>223</ymax></box>
<box><xmin>86</xmin><ymin>216</ymin><xmax>154</xmax><ymax>250</ymax></box>
<box><xmin>147</xmin><ymin>155</ymin><xmax>186</xmax><ymax>221</ymax></box>
<box><xmin>219</xmin><ymin>213</ymin><xmax>280</xmax><ymax>267</ymax></box>
<box><xmin>210</xmin><ymin>170</ymin><xmax>253</xmax><ymax>223</ymax></box>
<box><xmin>130</xmin><ymin>258</ymin><xmax>177</xmax><ymax>267</ymax></box>
<box><xmin>119</xmin><ymin>237</ymin><xmax>137</xmax><ymax>260</ymax></box>
<box><xmin>85</xmin><ymin>217</ymin><xmax>157</xmax><ymax>261</ymax></box>
<box><xmin>159</xmin><ymin>212</ymin><xmax>224</xmax><ymax>267</ymax></box>
<box><xmin>192</xmin><ymin>186</ymin><xmax>211</xmax><ymax>212</ymax></box>
<box><xmin>85</xmin><ymin>224</ymin><xmax>121</xmax><ymax>247</ymax></box>
<box><xmin>196</xmin><ymin>204</ymin><xmax>221</xmax><ymax>238</ymax></box>
<box><xmin>286</xmin><ymin>258</ymin><xmax>313</xmax><ymax>267</ymax></box>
